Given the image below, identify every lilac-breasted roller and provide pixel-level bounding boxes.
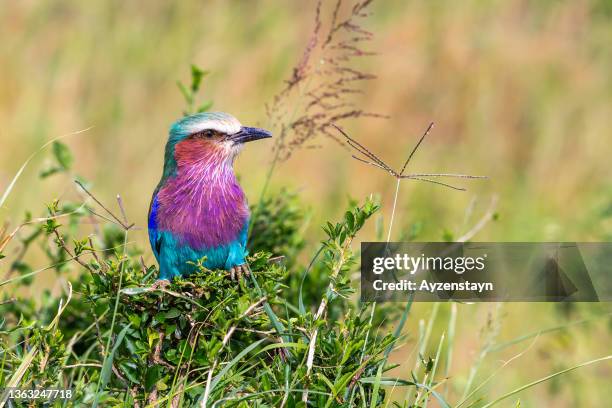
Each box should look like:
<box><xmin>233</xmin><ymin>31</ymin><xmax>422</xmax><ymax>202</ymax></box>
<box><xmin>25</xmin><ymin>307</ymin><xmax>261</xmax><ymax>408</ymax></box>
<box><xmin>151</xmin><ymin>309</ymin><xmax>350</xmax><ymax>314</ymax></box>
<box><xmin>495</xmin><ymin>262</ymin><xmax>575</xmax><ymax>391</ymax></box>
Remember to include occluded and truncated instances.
<box><xmin>148</xmin><ymin>112</ymin><xmax>271</xmax><ymax>284</ymax></box>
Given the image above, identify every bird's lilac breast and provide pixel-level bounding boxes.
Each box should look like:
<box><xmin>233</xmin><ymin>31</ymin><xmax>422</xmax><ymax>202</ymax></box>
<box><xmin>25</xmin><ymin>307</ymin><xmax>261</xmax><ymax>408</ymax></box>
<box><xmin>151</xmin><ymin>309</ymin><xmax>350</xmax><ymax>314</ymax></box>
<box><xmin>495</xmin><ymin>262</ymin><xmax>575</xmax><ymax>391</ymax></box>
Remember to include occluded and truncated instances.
<box><xmin>155</xmin><ymin>170</ymin><xmax>249</xmax><ymax>249</ymax></box>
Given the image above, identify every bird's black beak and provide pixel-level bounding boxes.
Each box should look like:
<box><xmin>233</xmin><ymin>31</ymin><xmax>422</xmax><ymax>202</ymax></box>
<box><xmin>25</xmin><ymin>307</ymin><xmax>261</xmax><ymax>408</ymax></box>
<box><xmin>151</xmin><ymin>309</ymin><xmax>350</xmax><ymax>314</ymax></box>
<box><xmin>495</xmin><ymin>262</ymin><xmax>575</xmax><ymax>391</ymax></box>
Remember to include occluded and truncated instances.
<box><xmin>229</xmin><ymin>127</ymin><xmax>272</xmax><ymax>144</ymax></box>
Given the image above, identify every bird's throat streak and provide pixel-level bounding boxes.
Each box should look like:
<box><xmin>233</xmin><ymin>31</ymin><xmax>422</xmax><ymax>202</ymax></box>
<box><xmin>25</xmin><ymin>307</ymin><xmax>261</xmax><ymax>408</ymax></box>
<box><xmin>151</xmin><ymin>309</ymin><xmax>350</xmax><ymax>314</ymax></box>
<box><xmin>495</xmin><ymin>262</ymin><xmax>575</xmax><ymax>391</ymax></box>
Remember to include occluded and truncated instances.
<box><xmin>156</xmin><ymin>151</ymin><xmax>249</xmax><ymax>249</ymax></box>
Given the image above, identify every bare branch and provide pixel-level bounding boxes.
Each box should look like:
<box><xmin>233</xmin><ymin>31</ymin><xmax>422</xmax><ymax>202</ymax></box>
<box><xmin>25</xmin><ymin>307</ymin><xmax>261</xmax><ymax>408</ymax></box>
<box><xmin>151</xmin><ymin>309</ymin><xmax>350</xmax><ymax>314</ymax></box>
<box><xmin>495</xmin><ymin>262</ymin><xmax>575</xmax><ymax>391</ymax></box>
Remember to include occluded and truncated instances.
<box><xmin>52</xmin><ymin>228</ymin><xmax>95</xmax><ymax>273</ymax></box>
<box><xmin>404</xmin><ymin>176</ymin><xmax>466</xmax><ymax>191</ymax></box>
<box><xmin>86</xmin><ymin>208</ymin><xmax>124</xmax><ymax>227</ymax></box>
<box><xmin>116</xmin><ymin>194</ymin><xmax>129</xmax><ymax>225</ymax></box>
<box><xmin>350</xmin><ymin>155</ymin><xmax>396</xmax><ymax>176</ymax></box>
<box><xmin>88</xmin><ymin>236</ymin><xmax>104</xmax><ymax>271</ymax></box>
<box><xmin>399</xmin><ymin>122</ymin><xmax>434</xmax><ymax>176</ymax></box>
<box><xmin>345</xmin><ymin>139</ymin><xmax>392</xmax><ymax>171</ymax></box>
<box><xmin>403</xmin><ymin>173</ymin><xmax>488</xmax><ymax>179</ymax></box>
<box><xmin>75</xmin><ymin>180</ymin><xmax>127</xmax><ymax>229</ymax></box>
<box><xmin>333</xmin><ymin>124</ymin><xmax>394</xmax><ymax>172</ymax></box>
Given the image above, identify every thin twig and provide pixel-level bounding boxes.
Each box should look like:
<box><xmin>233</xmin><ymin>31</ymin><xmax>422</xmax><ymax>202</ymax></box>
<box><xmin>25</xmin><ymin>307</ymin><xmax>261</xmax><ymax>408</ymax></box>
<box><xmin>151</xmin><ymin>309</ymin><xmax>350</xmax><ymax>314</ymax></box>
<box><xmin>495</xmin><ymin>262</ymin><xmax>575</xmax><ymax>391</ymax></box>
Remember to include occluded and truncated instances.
<box><xmin>351</xmin><ymin>155</ymin><xmax>397</xmax><ymax>176</ymax></box>
<box><xmin>116</xmin><ymin>194</ymin><xmax>129</xmax><ymax>225</ymax></box>
<box><xmin>404</xmin><ymin>177</ymin><xmax>466</xmax><ymax>191</ymax></box>
<box><xmin>386</xmin><ymin>179</ymin><xmax>401</xmax><ymax>242</ymax></box>
<box><xmin>64</xmin><ymin>363</ymin><xmax>103</xmax><ymax>368</ymax></box>
<box><xmin>86</xmin><ymin>208</ymin><xmax>123</xmax><ymax>228</ymax></box>
<box><xmin>147</xmin><ymin>332</ymin><xmax>165</xmax><ymax>406</ymax></box>
<box><xmin>88</xmin><ymin>236</ymin><xmax>101</xmax><ymax>265</ymax></box>
<box><xmin>335</xmin><ymin>123</ymin><xmax>486</xmax><ymax>192</ymax></box>
<box><xmin>333</xmin><ymin>124</ymin><xmax>394</xmax><ymax>173</ymax></box>
<box><xmin>400</xmin><ymin>122</ymin><xmax>434</xmax><ymax>176</ymax></box>
<box><xmin>221</xmin><ymin>296</ymin><xmax>268</xmax><ymax>347</ymax></box>
<box><xmin>75</xmin><ymin>180</ymin><xmax>133</xmax><ymax>230</ymax></box>
<box><xmin>52</xmin><ymin>229</ymin><xmax>94</xmax><ymax>273</ymax></box>
<box><xmin>345</xmin><ymin>138</ymin><xmax>391</xmax><ymax>170</ymax></box>
<box><xmin>403</xmin><ymin>173</ymin><xmax>488</xmax><ymax>179</ymax></box>
<box><xmin>139</xmin><ymin>256</ymin><xmax>148</xmax><ymax>276</ymax></box>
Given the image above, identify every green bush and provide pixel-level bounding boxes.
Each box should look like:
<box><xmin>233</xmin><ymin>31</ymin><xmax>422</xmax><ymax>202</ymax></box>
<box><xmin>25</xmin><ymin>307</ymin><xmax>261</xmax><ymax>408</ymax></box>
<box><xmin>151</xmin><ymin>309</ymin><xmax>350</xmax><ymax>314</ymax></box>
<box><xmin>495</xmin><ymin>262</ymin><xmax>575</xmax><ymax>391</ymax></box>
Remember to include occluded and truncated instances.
<box><xmin>0</xmin><ymin>155</ymin><xmax>406</xmax><ymax>407</ymax></box>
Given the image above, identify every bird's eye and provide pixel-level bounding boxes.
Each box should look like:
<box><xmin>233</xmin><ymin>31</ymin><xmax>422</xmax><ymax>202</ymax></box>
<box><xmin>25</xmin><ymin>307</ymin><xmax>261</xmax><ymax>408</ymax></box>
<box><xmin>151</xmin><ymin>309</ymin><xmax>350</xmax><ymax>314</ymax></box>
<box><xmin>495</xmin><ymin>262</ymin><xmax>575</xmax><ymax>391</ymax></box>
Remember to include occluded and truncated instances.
<box><xmin>205</xmin><ymin>130</ymin><xmax>215</xmax><ymax>138</ymax></box>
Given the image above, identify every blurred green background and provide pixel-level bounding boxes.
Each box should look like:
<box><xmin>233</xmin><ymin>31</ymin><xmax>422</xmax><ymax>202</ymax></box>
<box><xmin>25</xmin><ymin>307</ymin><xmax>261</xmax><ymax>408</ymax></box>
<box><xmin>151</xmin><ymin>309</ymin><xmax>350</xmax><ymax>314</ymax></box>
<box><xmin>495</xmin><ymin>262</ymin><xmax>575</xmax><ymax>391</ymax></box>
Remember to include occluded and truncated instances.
<box><xmin>1</xmin><ymin>0</ymin><xmax>611</xmax><ymax>406</ymax></box>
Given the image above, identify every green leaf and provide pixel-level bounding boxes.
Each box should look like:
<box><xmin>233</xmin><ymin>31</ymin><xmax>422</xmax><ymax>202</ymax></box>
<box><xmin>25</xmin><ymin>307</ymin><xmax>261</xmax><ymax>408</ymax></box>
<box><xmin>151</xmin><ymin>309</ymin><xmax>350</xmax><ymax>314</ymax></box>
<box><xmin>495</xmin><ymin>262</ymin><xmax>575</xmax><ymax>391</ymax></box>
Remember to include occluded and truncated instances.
<box><xmin>163</xmin><ymin>308</ymin><xmax>181</xmax><ymax>319</ymax></box>
<box><xmin>197</xmin><ymin>100</ymin><xmax>214</xmax><ymax>113</ymax></box>
<box><xmin>442</xmin><ymin>229</ymin><xmax>454</xmax><ymax>242</ymax></box>
<box><xmin>177</xmin><ymin>81</ymin><xmax>192</xmax><ymax>105</ymax></box>
<box><xmin>1</xmin><ymin>131</ymin><xmax>87</xmax><ymax>209</ymax></box>
<box><xmin>119</xmin><ymin>361</ymin><xmax>140</xmax><ymax>384</ymax></box>
<box><xmin>156</xmin><ymin>380</ymin><xmax>168</xmax><ymax>391</ymax></box>
<box><xmin>190</xmin><ymin>64</ymin><xmax>209</xmax><ymax>92</ymax></box>
<box><xmin>208</xmin><ymin>339</ymin><xmax>265</xmax><ymax>394</ymax></box>
<box><xmin>52</xmin><ymin>141</ymin><xmax>73</xmax><ymax>170</ymax></box>
<box><xmin>99</xmin><ymin>323</ymin><xmax>131</xmax><ymax>390</ymax></box>
<box><xmin>39</xmin><ymin>166</ymin><xmax>61</xmax><ymax>179</ymax></box>
<box><xmin>128</xmin><ymin>314</ymin><xmax>142</xmax><ymax>327</ymax></box>
<box><xmin>299</xmin><ymin>246</ymin><xmax>324</xmax><ymax>314</ymax></box>
<box><xmin>248</xmin><ymin>273</ymin><xmax>290</xmax><ymax>347</ymax></box>
<box><xmin>316</xmin><ymin>372</ymin><xmax>335</xmax><ymax>394</ymax></box>
<box><xmin>145</xmin><ymin>366</ymin><xmax>160</xmax><ymax>391</ymax></box>
<box><xmin>345</xmin><ymin>211</ymin><xmax>355</xmax><ymax>231</ymax></box>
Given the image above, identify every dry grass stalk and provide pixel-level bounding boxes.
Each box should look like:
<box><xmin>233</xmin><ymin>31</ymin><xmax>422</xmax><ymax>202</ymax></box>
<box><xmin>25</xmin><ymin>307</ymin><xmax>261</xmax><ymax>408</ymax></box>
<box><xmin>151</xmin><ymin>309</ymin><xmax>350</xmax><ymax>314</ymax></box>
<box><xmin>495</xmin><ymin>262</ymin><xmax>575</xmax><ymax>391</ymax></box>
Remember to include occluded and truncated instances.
<box><xmin>267</xmin><ymin>0</ymin><xmax>383</xmax><ymax>162</ymax></box>
<box><xmin>333</xmin><ymin>123</ymin><xmax>488</xmax><ymax>190</ymax></box>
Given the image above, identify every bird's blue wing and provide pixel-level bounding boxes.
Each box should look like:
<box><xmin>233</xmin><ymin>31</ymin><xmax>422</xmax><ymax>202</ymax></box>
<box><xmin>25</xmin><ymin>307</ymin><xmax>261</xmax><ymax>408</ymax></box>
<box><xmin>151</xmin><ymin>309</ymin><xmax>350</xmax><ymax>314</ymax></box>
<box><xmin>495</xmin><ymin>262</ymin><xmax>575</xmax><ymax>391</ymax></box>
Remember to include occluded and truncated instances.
<box><xmin>148</xmin><ymin>193</ymin><xmax>162</xmax><ymax>261</ymax></box>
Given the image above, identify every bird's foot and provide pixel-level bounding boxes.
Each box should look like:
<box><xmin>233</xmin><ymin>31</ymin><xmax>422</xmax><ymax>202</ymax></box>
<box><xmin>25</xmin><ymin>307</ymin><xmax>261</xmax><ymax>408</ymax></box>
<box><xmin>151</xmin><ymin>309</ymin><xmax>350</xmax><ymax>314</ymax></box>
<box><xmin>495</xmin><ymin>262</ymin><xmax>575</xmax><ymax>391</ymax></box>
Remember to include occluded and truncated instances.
<box><xmin>229</xmin><ymin>264</ymin><xmax>251</xmax><ymax>281</ymax></box>
<box><xmin>151</xmin><ymin>279</ymin><xmax>171</xmax><ymax>290</ymax></box>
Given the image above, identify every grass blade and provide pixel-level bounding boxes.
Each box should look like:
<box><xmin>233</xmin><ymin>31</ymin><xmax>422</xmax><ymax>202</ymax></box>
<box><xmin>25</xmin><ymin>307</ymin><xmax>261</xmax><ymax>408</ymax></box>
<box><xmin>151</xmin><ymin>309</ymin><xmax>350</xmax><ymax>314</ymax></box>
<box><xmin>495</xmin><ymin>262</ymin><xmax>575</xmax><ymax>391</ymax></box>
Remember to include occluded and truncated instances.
<box><xmin>248</xmin><ymin>272</ymin><xmax>290</xmax><ymax>345</ymax></box>
<box><xmin>298</xmin><ymin>245</ymin><xmax>324</xmax><ymax>314</ymax></box>
<box><xmin>457</xmin><ymin>335</ymin><xmax>539</xmax><ymax>408</ymax></box>
<box><xmin>368</xmin><ymin>298</ymin><xmax>414</xmax><ymax>408</ymax></box>
<box><xmin>0</xmin><ymin>348</ymin><xmax>36</xmax><ymax>407</ymax></box>
<box><xmin>480</xmin><ymin>355</ymin><xmax>612</xmax><ymax>408</ymax></box>
<box><xmin>359</xmin><ymin>377</ymin><xmax>451</xmax><ymax>408</ymax></box>
<box><xmin>422</xmin><ymin>332</ymin><xmax>445</xmax><ymax>408</ymax></box>
<box><xmin>489</xmin><ymin>313</ymin><xmax>612</xmax><ymax>353</ymax></box>
<box><xmin>444</xmin><ymin>302</ymin><xmax>457</xmax><ymax>398</ymax></box>
<box><xmin>99</xmin><ymin>323</ymin><xmax>131</xmax><ymax>388</ymax></box>
<box><xmin>93</xmin><ymin>230</ymin><xmax>130</xmax><ymax>408</ymax></box>
<box><xmin>0</xmin><ymin>127</ymin><xmax>92</xmax><ymax>209</ymax></box>
<box><xmin>206</xmin><ymin>339</ymin><xmax>265</xmax><ymax>400</ymax></box>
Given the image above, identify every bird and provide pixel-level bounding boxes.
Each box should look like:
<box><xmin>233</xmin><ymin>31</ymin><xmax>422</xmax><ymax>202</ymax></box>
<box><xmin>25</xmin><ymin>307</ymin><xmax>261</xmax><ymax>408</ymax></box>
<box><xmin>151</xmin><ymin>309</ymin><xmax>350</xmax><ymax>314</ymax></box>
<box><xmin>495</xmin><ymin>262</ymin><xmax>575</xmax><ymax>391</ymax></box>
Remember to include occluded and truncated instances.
<box><xmin>148</xmin><ymin>112</ymin><xmax>271</xmax><ymax>286</ymax></box>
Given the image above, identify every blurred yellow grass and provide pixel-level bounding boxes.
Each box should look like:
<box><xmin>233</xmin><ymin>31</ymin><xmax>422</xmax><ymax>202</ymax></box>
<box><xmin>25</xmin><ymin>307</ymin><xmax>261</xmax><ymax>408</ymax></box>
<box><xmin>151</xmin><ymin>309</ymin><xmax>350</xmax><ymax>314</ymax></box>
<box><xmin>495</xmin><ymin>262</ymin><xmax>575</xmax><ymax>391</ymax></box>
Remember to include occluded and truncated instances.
<box><xmin>1</xmin><ymin>1</ymin><xmax>611</xmax><ymax>405</ymax></box>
